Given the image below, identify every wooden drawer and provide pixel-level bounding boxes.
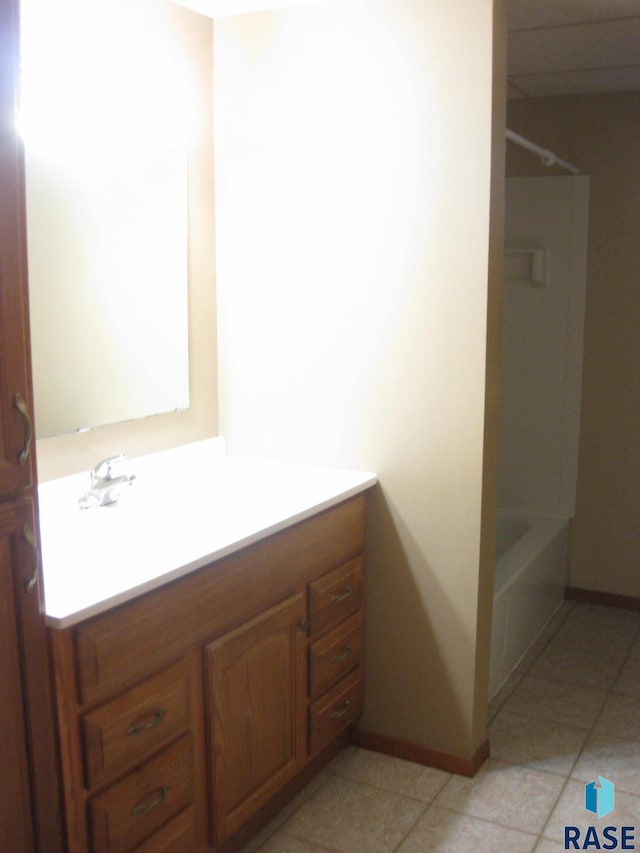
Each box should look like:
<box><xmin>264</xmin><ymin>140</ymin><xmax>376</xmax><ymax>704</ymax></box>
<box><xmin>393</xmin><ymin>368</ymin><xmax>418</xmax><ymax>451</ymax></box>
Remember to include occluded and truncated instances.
<box><xmin>88</xmin><ymin>735</ymin><xmax>194</xmax><ymax>852</ymax></box>
<box><xmin>308</xmin><ymin>612</ymin><xmax>363</xmax><ymax>699</ymax></box>
<box><xmin>308</xmin><ymin>668</ymin><xmax>364</xmax><ymax>756</ymax></box>
<box><xmin>82</xmin><ymin>659</ymin><xmax>191</xmax><ymax>789</ymax></box>
<box><xmin>308</xmin><ymin>556</ymin><xmax>363</xmax><ymax>637</ymax></box>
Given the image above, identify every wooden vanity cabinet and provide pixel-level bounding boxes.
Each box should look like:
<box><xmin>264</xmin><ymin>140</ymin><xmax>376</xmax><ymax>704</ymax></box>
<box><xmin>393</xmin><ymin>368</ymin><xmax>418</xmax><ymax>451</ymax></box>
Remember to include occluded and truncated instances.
<box><xmin>50</xmin><ymin>494</ymin><xmax>368</xmax><ymax>852</ymax></box>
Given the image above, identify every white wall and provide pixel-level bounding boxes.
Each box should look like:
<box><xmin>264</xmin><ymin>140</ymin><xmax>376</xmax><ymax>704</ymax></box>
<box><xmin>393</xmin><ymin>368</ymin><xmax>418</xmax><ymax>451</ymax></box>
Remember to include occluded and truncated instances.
<box><xmin>215</xmin><ymin>0</ymin><xmax>500</xmax><ymax>758</ymax></box>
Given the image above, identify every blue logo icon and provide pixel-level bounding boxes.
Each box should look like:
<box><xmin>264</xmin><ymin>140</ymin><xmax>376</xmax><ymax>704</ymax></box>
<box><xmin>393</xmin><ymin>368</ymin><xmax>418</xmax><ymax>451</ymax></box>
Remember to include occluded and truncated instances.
<box><xmin>585</xmin><ymin>776</ymin><xmax>615</xmax><ymax>819</ymax></box>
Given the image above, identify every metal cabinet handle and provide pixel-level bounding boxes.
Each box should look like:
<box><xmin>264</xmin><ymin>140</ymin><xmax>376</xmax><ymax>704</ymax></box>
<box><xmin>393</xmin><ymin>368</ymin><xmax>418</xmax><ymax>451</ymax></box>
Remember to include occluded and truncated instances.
<box><xmin>131</xmin><ymin>785</ymin><xmax>169</xmax><ymax>816</ymax></box>
<box><xmin>14</xmin><ymin>393</ymin><xmax>33</xmax><ymax>465</ymax></box>
<box><xmin>23</xmin><ymin>525</ymin><xmax>39</xmax><ymax>593</ymax></box>
<box><xmin>126</xmin><ymin>709</ymin><xmax>166</xmax><ymax>736</ymax></box>
<box><xmin>332</xmin><ymin>645</ymin><xmax>352</xmax><ymax>664</ymax></box>
<box><xmin>330</xmin><ymin>700</ymin><xmax>352</xmax><ymax>720</ymax></box>
<box><xmin>332</xmin><ymin>586</ymin><xmax>352</xmax><ymax>604</ymax></box>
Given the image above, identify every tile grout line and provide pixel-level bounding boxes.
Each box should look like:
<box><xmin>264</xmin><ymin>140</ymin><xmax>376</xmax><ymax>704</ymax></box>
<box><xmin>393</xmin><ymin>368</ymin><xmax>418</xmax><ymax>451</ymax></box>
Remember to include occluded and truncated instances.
<box><xmin>269</xmin><ymin>827</ymin><xmax>343</xmax><ymax>853</ymax></box>
<box><xmin>428</xmin><ymin>802</ymin><xmax>543</xmax><ymax>849</ymax></box>
<box><xmin>388</xmin><ymin>800</ymin><xmax>430</xmax><ymax>853</ymax></box>
<box><xmin>537</xmin><ymin>773</ymin><xmax>574</xmax><ymax>847</ymax></box>
<box><xmin>251</xmin><ymin>771</ymin><xmax>336</xmax><ymax>853</ymax></box>
<box><xmin>323</xmin><ymin>770</ymin><xmax>447</xmax><ymax>809</ymax></box>
<box><xmin>420</xmin><ymin>800</ymin><xmax>543</xmax><ymax>845</ymax></box>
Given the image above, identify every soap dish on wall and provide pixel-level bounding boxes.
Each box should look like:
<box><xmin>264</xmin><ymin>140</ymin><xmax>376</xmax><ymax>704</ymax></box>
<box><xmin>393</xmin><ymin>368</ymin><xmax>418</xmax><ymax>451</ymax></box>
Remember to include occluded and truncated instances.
<box><xmin>505</xmin><ymin>248</ymin><xmax>546</xmax><ymax>287</ymax></box>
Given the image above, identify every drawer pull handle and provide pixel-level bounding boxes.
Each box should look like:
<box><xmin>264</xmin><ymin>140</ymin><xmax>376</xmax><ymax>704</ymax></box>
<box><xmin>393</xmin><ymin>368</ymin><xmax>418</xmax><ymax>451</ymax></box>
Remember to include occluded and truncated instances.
<box><xmin>14</xmin><ymin>393</ymin><xmax>33</xmax><ymax>465</ymax></box>
<box><xmin>23</xmin><ymin>524</ymin><xmax>40</xmax><ymax>593</ymax></box>
<box><xmin>330</xmin><ymin>700</ymin><xmax>352</xmax><ymax>720</ymax></box>
<box><xmin>332</xmin><ymin>586</ymin><xmax>352</xmax><ymax>604</ymax></box>
<box><xmin>332</xmin><ymin>645</ymin><xmax>353</xmax><ymax>664</ymax></box>
<box><xmin>127</xmin><ymin>709</ymin><xmax>166</xmax><ymax>736</ymax></box>
<box><xmin>131</xmin><ymin>784</ymin><xmax>169</xmax><ymax>816</ymax></box>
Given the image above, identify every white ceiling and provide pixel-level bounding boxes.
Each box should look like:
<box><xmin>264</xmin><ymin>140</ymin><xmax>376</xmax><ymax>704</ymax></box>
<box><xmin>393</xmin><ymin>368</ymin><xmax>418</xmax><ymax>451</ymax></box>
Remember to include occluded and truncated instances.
<box><xmin>507</xmin><ymin>0</ymin><xmax>640</xmax><ymax>98</ymax></box>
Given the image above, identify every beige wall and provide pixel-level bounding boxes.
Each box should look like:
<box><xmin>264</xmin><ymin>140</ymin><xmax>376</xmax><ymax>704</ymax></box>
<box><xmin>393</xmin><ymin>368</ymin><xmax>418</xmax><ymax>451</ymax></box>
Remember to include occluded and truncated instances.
<box><xmin>35</xmin><ymin>2</ymin><xmax>218</xmax><ymax>481</ymax></box>
<box><xmin>507</xmin><ymin>93</ymin><xmax>640</xmax><ymax>598</ymax></box>
<box><xmin>216</xmin><ymin>0</ymin><xmax>504</xmax><ymax>759</ymax></box>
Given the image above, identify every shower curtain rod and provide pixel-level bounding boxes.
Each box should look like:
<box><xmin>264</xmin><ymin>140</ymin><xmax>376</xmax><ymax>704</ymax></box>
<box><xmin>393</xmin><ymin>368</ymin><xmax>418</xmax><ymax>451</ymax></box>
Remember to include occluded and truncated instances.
<box><xmin>505</xmin><ymin>128</ymin><xmax>580</xmax><ymax>175</ymax></box>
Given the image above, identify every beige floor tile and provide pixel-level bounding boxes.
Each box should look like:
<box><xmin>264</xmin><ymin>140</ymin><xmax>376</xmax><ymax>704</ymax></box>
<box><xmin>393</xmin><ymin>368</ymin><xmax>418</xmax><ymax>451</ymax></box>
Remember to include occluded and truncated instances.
<box><xmin>534</xmin><ymin>840</ymin><xmax>567</xmax><ymax>853</ymax></box>
<box><xmin>502</xmin><ymin>675</ymin><xmax>608</xmax><ymax>729</ymax></box>
<box><xmin>238</xmin><ymin>770</ymin><xmax>333</xmax><ymax>853</ymax></box>
<box><xmin>488</xmin><ymin>710</ymin><xmax>587</xmax><ymax>776</ymax></box>
<box><xmin>329</xmin><ymin>747</ymin><xmax>450</xmax><ymax>802</ymax></box>
<box><xmin>594</xmin><ymin>693</ymin><xmax>640</xmax><ymax>742</ymax></box>
<box><xmin>396</xmin><ymin>805</ymin><xmax>538</xmax><ymax>853</ymax></box>
<box><xmin>256</xmin><ymin>835</ymin><xmax>336</xmax><ymax>852</ymax></box>
<box><xmin>279</xmin><ymin>775</ymin><xmax>425</xmax><ymax>853</ymax></box>
<box><xmin>571</xmin><ymin>731</ymin><xmax>640</xmax><ymax>797</ymax></box>
<box><xmin>612</xmin><ymin>654</ymin><xmax>640</xmax><ymax>698</ymax></box>
<box><xmin>543</xmin><ymin>779</ymin><xmax>640</xmax><ymax>842</ymax></box>
<box><xmin>528</xmin><ymin>640</ymin><xmax>623</xmax><ymax>690</ymax></box>
<box><xmin>628</xmin><ymin>634</ymin><xmax>640</xmax><ymax>660</ymax></box>
<box><xmin>432</xmin><ymin>758</ymin><xmax>564</xmax><ymax>834</ymax></box>
<box><xmin>553</xmin><ymin>611</ymin><xmax>639</xmax><ymax>657</ymax></box>
<box><xmin>568</xmin><ymin>603</ymin><xmax>640</xmax><ymax>629</ymax></box>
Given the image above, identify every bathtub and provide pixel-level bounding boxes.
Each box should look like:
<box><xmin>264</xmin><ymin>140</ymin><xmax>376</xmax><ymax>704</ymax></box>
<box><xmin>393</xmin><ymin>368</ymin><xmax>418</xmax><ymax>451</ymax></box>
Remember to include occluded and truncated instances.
<box><xmin>489</xmin><ymin>512</ymin><xmax>570</xmax><ymax>699</ymax></box>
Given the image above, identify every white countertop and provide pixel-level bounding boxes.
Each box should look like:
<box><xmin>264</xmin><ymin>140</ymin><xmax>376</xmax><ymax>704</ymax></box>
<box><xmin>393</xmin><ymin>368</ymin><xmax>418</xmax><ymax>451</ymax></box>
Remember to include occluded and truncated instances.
<box><xmin>39</xmin><ymin>440</ymin><xmax>376</xmax><ymax>628</ymax></box>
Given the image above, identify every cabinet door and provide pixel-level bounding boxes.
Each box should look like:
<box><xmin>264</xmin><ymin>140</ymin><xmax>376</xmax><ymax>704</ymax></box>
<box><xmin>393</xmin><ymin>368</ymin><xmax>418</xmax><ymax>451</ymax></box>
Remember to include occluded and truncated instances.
<box><xmin>0</xmin><ymin>0</ymin><xmax>36</xmax><ymax>497</ymax></box>
<box><xmin>206</xmin><ymin>593</ymin><xmax>307</xmax><ymax>845</ymax></box>
<box><xmin>0</xmin><ymin>505</ymin><xmax>35</xmax><ymax>851</ymax></box>
<box><xmin>0</xmin><ymin>498</ymin><xmax>64</xmax><ymax>851</ymax></box>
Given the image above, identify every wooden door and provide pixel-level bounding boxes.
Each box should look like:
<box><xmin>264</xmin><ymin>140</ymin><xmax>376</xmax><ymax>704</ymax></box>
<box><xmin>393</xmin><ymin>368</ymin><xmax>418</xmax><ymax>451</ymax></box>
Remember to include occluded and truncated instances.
<box><xmin>206</xmin><ymin>593</ymin><xmax>307</xmax><ymax>845</ymax></box>
<box><xmin>0</xmin><ymin>0</ymin><xmax>36</xmax><ymax>497</ymax></box>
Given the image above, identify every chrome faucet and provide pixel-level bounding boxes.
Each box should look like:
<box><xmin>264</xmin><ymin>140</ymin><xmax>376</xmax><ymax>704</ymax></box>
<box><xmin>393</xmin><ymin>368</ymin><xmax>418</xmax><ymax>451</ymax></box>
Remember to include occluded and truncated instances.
<box><xmin>78</xmin><ymin>454</ymin><xmax>136</xmax><ymax>509</ymax></box>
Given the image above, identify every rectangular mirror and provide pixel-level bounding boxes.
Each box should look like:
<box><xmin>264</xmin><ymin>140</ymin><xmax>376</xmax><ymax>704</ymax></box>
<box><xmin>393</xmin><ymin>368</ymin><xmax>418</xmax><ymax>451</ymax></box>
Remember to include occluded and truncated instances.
<box><xmin>21</xmin><ymin>0</ymin><xmax>191</xmax><ymax>439</ymax></box>
<box><xmin>26</xmin><ymin>147</ymin><xmax>190</xmax><ymax>438</ymax></box>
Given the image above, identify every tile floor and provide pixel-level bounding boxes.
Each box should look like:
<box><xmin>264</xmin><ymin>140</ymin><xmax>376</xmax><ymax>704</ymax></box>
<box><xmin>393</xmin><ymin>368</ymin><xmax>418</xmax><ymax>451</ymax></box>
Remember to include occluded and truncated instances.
<box><xmin>241</xmin><ymin>601</ymin><xmax>640</xmax><ymax>852</ymax></box>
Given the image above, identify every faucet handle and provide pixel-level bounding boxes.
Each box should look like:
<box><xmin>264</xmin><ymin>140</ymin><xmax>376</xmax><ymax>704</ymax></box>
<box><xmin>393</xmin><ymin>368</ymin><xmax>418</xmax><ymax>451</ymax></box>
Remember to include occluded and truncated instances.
<box><xmin>92</xmin><ymin>454</ymin><xmax>127</xmax><ymax>481</ymax></box>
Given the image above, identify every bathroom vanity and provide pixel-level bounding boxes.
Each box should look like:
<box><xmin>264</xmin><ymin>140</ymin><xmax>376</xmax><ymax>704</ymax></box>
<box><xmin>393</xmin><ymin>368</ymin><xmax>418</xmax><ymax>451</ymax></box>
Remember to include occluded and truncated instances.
<box><xmin>42</xmin><ymin>449</ymin><xmax>375</xmax><ymax>852</ymax></box>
